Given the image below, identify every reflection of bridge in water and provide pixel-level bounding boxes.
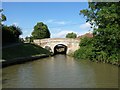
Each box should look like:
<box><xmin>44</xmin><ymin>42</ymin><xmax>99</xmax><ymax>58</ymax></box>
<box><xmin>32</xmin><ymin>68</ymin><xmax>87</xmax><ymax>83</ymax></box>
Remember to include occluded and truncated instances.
<box><xmin>33</xmin><ymin>38</ymin><xmax>80</xmax><ymax>54</ymax></box>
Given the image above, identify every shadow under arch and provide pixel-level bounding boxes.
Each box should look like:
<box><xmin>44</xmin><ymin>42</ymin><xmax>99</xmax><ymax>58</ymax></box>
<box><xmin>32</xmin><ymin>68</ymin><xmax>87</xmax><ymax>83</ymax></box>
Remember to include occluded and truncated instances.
<box><xmin>54</xmin><ymin>44</ymin><xmax>67</xmax><ymax>55</ymax></box>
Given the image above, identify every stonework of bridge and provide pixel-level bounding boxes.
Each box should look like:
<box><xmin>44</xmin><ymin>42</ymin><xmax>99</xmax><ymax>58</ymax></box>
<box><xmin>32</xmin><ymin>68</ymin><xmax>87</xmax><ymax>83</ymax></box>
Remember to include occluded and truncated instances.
<box><xmin>33</xmin><ymin>38</ymin><xmax>80</xmax><ymax>54</ymax></box>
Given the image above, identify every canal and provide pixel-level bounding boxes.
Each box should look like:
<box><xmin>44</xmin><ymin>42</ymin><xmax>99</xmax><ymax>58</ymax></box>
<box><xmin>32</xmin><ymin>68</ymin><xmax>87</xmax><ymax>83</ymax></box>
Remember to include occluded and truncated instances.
<box><xmin>2</xmin><ymin>55</ymin><xmax>118</xmax><ymax>88</ymax></box>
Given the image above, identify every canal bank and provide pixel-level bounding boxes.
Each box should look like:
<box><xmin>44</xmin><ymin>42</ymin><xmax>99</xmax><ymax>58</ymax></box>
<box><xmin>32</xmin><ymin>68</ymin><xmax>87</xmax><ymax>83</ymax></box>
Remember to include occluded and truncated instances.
<box><xmin>2</xmin><ymin>43</ymin><xmax>52</xmax><ymax>68</ymax></box>
<box><xmin>2</xmin><ymin>54</ymin><xmax>52</xmax><ymax>68</ymax></box>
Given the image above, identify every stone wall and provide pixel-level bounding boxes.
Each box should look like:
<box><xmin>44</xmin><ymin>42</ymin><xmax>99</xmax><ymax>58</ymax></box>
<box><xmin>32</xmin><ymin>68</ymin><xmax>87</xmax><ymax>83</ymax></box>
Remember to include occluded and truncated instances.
<box><xmin>33</xmin><ymin>38</ymin><xmax>80</xmax><ymax>54</ymax></box>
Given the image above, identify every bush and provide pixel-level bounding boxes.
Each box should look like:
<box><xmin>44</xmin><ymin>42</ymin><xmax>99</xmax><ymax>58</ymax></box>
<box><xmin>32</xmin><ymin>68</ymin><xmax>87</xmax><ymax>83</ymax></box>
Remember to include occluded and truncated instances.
<box><xmin>108</xmin><ymin>54</ymin><xmax>119</xmax><ymax>65</ymax></box>
<box><xmin>73</xmin><ymin>36</ymin><xmax>120</xmax><ymax>66</ymax></box>
<box><xmin>74</xmin><ymin>37</ymin><xmax>93</xmax><ymax>60</ymax></box>
<box><xmin>66</xmin><ymin>32</ymin><xmax>77</xmax><ymax>38</ymax></box>
<box><xmin>2</xmin><ymin>25</ymin><xmax>22</xmax><ymax>44</ymax></box>
<box><xmin>95</xmin><ymin>51</ymin><xmax>108</xmax><ymax>62</ymax></box>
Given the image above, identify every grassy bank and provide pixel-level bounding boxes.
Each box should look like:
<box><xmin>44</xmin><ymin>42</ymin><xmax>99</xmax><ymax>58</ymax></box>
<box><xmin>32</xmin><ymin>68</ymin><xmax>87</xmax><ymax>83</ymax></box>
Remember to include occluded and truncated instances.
<box><xmin>2</xmin><ymin>43</ymin><xmax>51</xmax><ymax>60</ymax></box>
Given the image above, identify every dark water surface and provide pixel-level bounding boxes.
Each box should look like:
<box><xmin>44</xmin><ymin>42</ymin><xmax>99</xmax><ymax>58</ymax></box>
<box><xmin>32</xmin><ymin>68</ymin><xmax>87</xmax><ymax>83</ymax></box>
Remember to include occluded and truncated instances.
<box><xmin>2</xmin><ymin>55</ymin><xmax>118</xmax><ymax>88</ymax></box>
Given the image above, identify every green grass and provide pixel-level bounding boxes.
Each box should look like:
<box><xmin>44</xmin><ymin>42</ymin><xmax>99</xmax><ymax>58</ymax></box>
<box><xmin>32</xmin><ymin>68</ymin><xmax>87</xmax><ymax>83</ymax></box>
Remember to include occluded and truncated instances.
<box><xmin>2</xmin><ymin>43</ymin><xmax>50</xmax><ymax>60</ymax></box>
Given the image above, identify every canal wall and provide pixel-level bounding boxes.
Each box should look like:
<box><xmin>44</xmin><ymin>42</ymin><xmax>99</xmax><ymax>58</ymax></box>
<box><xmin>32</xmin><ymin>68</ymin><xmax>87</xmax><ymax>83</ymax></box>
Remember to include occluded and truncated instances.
<box><xmin>2</xmin><ymin>54</ymin><xmax>52</xmax><ymax>68</ymax></box>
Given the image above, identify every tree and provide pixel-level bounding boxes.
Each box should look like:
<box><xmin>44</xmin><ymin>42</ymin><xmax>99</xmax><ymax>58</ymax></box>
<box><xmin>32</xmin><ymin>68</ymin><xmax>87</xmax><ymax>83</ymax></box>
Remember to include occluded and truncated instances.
<box><xmin>80</xmin><ymin>2</ymin><xmax>119</xmax><ymax>29</ymax></box>
<box><xmin>0</xmin><ymin>9</ymin><xmax>6</xmax><ymax>24</ymax></box>
<box><xmin>9</xmin><ymin>25</ymin><xmax>22</xmax><ymax>38</ymax></box>
<box><xmin>1</xmin><ymin>9</ymin><xmax>23</xmax><ymax>44</ymax></box>
<box><xmin>80</xmin><ymin>2</ymin><xmax>120</xmax><ymax>55</ymax></box>
<box><xmin>66</xmin><ymin>32</ymin><xmax>77</xmax><ymax>38</ymax></box>
<box><xmin>32</xmin><ymin>22</ymin><xmax>50</xmax><ymax>39</ymax></box>
<box><xmin>25</xmin><ymin>36</ymin><xmax>33</xmax><ymax>43</ymax></box>
<box><xmin>74</xmin><ymin>2</ymin><xmax>120</xmax><ymax>65</ymax></box>
<box><xmin>25</xmin><ymin>36</ymin><xmax>29</xmax><ymax>42</ymax></box>
<box><xmin>2</xmin><ymin>25</ymin><xmax>22</xmax><ymax>43</ymax></box>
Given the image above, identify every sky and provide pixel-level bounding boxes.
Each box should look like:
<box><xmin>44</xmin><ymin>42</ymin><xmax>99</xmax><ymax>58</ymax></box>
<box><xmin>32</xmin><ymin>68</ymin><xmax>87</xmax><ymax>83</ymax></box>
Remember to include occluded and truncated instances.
<box><xmin>2</xmin><ymin>2</ymin><xmax>92</xmax><ymax>38</ymax></box>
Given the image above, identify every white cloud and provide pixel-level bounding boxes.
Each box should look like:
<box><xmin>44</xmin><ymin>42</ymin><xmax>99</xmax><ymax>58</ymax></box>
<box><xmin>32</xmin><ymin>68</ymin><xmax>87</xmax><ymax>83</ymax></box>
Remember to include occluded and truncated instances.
<box><xmin>45</xmin><ymin>19</ymin><xmax>69</xmax><ymax>25</ymax></box>
<box><xmin>12</xmin><ymin>22</ymin><xmax>19</xmax><ymax>26</ymax></box>
<box><xmin>46</xmin><ymin>19</ymin><xmax>54</xmax><ymax>23</ymax></box>
<box><xmin>52</xmin><ymin>30</ymin><xmax>79</xmax><ymax>38</ymax></box>
<box><xmin>51</xmin><ymin>22</ymin><xmax>93</xmax><ymax>38</ymax></box>
<box><xmin>21</xmin><ymin>29</ymin><xmax>33</xmax><ymax>38</ymax></box>
<box><xmin>79</xmin><ymin>22</ymin><xmax>91</xmax><ymax>30</ymax></box>
<box><xmin>4</xmin><ymin>22</ymin><xmax>19</xmax><ymax>26</ymax></box>
<box><xmin>78</xmin><ymin>22</ymin><xmax>94</xmax><ymax>35</ymax></box>
<box><xmin>55</xmin><ymin>21</ymin><xmax>67</xmax><ymax>25</ymax></box>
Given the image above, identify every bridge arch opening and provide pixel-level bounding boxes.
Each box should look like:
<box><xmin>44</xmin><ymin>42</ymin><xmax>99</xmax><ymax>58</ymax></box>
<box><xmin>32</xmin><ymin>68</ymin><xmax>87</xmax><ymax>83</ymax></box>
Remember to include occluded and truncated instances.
<box><xmin>54</xmin><ymin>44</ymin><xmax>67</xmax><ymax>55</ymax></box>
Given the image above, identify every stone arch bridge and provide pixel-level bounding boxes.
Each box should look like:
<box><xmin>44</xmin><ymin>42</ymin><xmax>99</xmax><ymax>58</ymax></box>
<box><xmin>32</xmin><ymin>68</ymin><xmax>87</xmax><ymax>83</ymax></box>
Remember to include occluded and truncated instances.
<box><xmin>33</xmin><ymin>38</ymin><xmax>80</xmax><ymax>54</ymax></box>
